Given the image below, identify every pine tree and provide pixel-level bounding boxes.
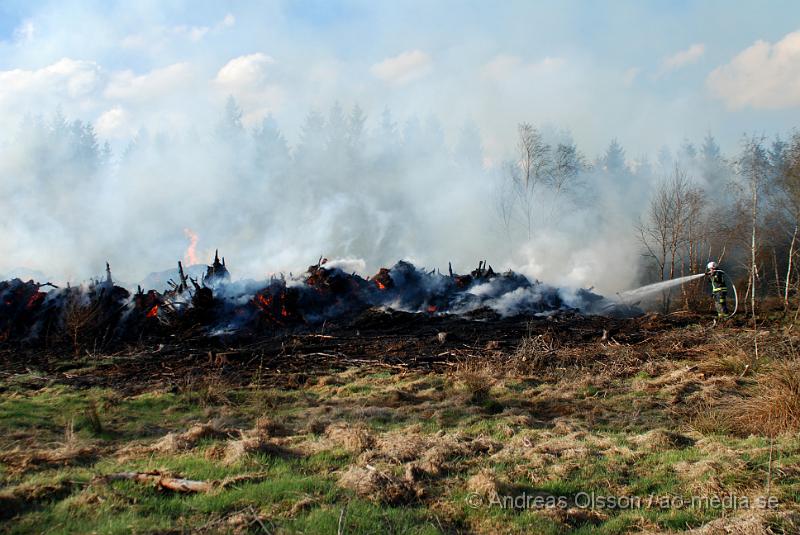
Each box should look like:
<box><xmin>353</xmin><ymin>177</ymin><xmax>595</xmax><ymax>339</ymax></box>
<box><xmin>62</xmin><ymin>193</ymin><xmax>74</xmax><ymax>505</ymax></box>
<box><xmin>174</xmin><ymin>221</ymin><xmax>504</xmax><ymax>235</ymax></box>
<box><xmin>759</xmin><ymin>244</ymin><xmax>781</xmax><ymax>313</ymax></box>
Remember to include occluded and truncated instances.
<box><xmin>217</xmin><ymin>96</ymin><xmax>244</xmax><ymax>141</ymax></box>
<box><xmin>253</xmin><ymin>114</ymin><xmax>290</xmax><ymax>174</ymax></box>
<box><xmin>455</xmin><ymin>120</ymin><xmax>483</xmax><ymax>169</ymax></box>
<box><xmin>603</xmin><ymin>138</ymin><xmax>626</xmax><ymax>173</ymax></box>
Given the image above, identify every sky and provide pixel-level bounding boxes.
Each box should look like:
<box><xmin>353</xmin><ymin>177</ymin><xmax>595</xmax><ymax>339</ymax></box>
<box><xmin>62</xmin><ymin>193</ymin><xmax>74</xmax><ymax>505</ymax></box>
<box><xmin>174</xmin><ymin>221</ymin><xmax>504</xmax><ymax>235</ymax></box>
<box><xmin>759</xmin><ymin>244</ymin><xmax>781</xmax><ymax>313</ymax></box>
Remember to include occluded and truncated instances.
<box><xmin>1</xmin><ymin>1</ymin><xmax>800</xmax><ymax>291</ymax></box>
<box><xmin>0</xmin><ymin>0</ymin><xmax>799</xmax><ymax>160</ymax></box>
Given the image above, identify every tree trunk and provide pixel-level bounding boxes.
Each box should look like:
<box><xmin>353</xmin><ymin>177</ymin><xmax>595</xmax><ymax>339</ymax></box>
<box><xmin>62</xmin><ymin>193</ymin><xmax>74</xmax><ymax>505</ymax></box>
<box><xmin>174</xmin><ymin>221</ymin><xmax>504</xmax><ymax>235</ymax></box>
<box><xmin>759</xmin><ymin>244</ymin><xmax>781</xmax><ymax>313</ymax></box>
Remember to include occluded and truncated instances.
<box><xmin>786</xmin><ymin>226</ymin><xmax>797</xmax><ymax>309</ymax></box>
<box><xmin>751</xmin><ymin>178</ymin><xmax>757</xmax><ymax>323</ymax></box>
<box><xmin>773</xmin><ymin>248</ymin><xmax>780</xmax><ymax>298</ymax></box>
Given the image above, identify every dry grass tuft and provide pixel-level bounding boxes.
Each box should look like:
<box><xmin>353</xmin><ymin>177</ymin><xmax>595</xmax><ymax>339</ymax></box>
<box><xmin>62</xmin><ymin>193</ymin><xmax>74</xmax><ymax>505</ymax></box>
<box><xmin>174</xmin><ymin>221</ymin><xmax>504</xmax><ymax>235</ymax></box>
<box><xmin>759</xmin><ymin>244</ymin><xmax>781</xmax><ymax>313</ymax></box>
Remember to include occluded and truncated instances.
<box><xmin>222</xmin><ymin>436</ymin><xmax>295</xmax><ymax>465</ymax></box>
<box><xmin>467</xmin><ymin>435</ymin><xmax>504</xmax><ymax>455</ymax></box>
<box><xmin>687</xmin><ymin>403</ymin><xmax>734</xmax><ymax>435</ymax></box>
<box><xmin>223</xmin><ymin>436</ymin><xmax>263</xmax><ymax>465</ymax></box>
<box><xmin>698</xmin><ymin>348</ymin><xmax>751</xmax><ymax>377</ymax></box>
<box><xmin>452</xmin><ymin>365</ymin><xmax>496</xmax><ymax>403</ymax></box>
<box><xmin>417</xmin><ymin>438</ymin><xmax>468</xmax><ymax>476</ymax></box>
<box><xmin>673</xmin><ymin>459</ymin><xmax>730</xmax><ymax>495</ymax></box>
<box><xmin>630</xmin><ymin>428</ymin><xmax>695</xmax><ymax>451</ymax></box>
<box><xmin>304</xmin><ymin>417</ymin><xmax>328</xmax><ymax>435</ymax></box>
<box><xmin>178</xmin><ymin>374</ymin><xmax>234</xmax><ymax>406</ymax></box>
<box><xmin>289</xmin><ymin>496</ymin><xmax>317</xmax><ymax>516</ymax></box>
<box><xmin>204</xmin><ymin>444</ymin><xmax>226</xmax><ymax>460</ymax></box>
<box><xmin>687</xmin><ymin>510</ymin><xmax>800</xmax><ymax>534</ymax></box>
<box><xmin>325</xmin><ymin>422</ymin><xmax>375</xmax><ymax>453</ymax></box>
<box><xmin>0</xmin><ymin>480</ymin><xmax>74</xmax><ymax>520</ymax></box>
<box><xmin>466</xmin><ymin>469</ymin><xmax>502</xmax><ymax>500</ymax></box>
<box><xmin>338</xmin><ymin>465</ymin><xmax>421</xmax><ymax>505</ymax></box>
<box><xmin>0</xmin><ymin>444</ymin><xmax>99</xmax><ymax>472</ymax></box>
<box><xmin>316</xmin><ymin>375</ymin><xmax>341</xmax><ymax>387</ymax></box>
<box><xmin>376</xmin><ymin>430</ymin><xmax>429</xmax><ymax>463</ymax></box>
<box><xmin>731</xmin><ymin>358</ymin><xmax>800</xmax><ymax>436</ymax></box>
<box><xmin>253</xmin><ymin>416</ymin><xmax>288</xmax><ymax>437</ymax></box>
<box><xmin>672</xmin><ymin>440</ymin><xmax>752</xmax><ymax>496</ymax></box>
<box><xmin>542</xmin><ymin>507</ymin><xmax>608</xmax><ymax>529</ymax></box>
<box><xmin>152</xmin><ymin>421</ymin><xmax>232</xmax><ymax>453</ymax></box>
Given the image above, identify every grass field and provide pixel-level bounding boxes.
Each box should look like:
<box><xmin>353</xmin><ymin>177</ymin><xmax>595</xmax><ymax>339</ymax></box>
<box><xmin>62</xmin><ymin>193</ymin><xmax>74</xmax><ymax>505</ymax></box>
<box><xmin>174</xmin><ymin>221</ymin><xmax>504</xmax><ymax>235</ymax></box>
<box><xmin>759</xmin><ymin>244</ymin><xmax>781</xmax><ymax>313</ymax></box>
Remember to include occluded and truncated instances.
<box><xmin>1</xmin><ymin>318</ymin><xmax>799</xmax><ymax>534</ymax></box>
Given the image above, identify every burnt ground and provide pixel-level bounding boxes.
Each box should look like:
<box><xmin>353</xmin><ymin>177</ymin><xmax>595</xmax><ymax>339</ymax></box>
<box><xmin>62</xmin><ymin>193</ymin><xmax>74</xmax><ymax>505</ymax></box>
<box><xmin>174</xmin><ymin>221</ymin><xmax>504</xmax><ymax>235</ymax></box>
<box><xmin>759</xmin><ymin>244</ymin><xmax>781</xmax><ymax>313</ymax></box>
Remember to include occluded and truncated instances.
<box><xmin>1</xmin><ymin>309</ymin><xmax>696</xmax><ymax>395</ymax></box>
<box><xmin>1</xmin><ymin>309</ymin><xmax>798</xmax><ymax>534</ymax></box>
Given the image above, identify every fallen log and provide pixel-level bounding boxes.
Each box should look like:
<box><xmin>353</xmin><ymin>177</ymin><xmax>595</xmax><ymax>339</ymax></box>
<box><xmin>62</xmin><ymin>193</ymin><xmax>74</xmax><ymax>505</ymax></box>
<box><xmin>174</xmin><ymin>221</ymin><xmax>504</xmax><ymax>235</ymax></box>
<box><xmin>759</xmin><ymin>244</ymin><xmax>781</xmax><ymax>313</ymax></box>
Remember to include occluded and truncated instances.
<box><xmin>93</xmin><ymin>471</ymin><xmax>211</xmax><ymax>492</ymax></box>
<box><xmin>92</xmin><ymin>470</ymin><xmax>270</xmax><ymax>493</ymax></box>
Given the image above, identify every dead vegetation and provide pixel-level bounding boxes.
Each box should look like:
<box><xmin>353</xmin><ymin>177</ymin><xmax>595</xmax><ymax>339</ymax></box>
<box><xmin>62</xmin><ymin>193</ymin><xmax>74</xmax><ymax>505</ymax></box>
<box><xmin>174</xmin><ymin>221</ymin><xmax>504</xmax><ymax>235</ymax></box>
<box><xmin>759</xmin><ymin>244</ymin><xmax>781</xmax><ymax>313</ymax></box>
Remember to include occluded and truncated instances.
<box><xmin>732</xmin><ymin>357</ymin><xmax>800</xmax><ymax>437</ymax></box>
<box><xmin>466</xmin><ymin>469</ymin><xmax>503</xmax><ymax>501</ymax></box>
<box><xmin>687</xmin><ymin>510</ymin><xmax>800</xmax><ymax>534</ymax></box>
<box><xmin>338</xmin><ymin>465</ymin><xmax>422</xmax><ymax>505</ymax></box>
<box><xmin>0</xmin><ymin>480</ymin><xmax>74</xmax><ymax>520</ymax></box>
<box><xmin>324</xmin><ymin>422</ymin><xmax>375</xmax><ymax>453</ymax></box>
<box><xmin>152</xmin><ymin>421</ymin><xmax>233</xmax><ymax>452</ymax></box>
<box><xmin>3</xmin><ymin>313</ymin><xmax>800</xmax><ymax>533</ymax></box>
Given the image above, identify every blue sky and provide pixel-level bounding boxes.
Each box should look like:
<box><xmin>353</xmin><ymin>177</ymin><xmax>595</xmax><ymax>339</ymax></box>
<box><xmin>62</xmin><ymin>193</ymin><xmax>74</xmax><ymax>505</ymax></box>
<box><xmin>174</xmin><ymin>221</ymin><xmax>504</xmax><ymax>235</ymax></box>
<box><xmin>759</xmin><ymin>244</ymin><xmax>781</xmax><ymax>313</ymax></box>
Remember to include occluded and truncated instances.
<box><xmin>1</xmin><ymin>0</ymin><xmax>799</xmax><ymax>159</ymax></box>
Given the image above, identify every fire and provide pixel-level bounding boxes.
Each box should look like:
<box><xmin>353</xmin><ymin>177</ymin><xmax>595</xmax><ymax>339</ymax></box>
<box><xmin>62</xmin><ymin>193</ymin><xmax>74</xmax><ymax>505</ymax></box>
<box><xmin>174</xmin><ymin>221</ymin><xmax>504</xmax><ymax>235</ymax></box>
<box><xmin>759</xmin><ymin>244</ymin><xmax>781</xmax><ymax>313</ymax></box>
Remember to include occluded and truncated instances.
<box><xmin>375</xmin><ymin>280</ymin><xmax>386</xmax><ymax>290</ymax></box>
<box><xmin>255</xmin><ymin>294</ymin><xmax>273</xmax><ymax>308</ymax></box>
<box><xmin>26</xmin><ymin>292</ymin><xmax>45</xmax><ymax>310</ymax></box>
<box><xmin>146</xmin><ymin>305</ymin><xmax>159</xmax><ymax>318</ymax></box>
<box><xmin>427</xmin><ymin>305</ymin><xmax>437</xmax><ymax>313</ymax></box>
<box><xmin>254</xmin><ymin>292</ymin><xmax>291</xmax><ymax>324</ymax></box>
<box><xmin>183</xmin><ymin>228</ymin><xmax>199</xmax><ymax>265</ymax></box>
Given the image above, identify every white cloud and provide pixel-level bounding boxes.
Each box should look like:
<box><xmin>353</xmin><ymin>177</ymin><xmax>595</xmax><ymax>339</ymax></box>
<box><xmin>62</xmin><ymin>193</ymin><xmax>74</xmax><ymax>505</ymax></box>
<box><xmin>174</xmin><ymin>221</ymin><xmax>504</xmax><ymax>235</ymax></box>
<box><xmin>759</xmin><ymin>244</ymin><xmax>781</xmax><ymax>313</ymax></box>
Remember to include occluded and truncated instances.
<box><xmin>220</xmin><ymin>14</ymin><xmax>236</xmax><ymax>28</ymax></box>
<box><xmin>480</xmin><ymin>55</ymin><xmax>522</xmax><ymax>80</ymax></box>
<box><xmin>215</xmin><ymin>53</ymin><xmax>275</xmax><ymax>89</ymax></box>
<box><xmin>480</xmin><ymin>54</ymin><xmax>563</xmax><ymax>81</ymax></box>
<box><xmin>660</xmin><ymin>43</ymin><xmax>705</xmax><ymax>74</ymax></box>
<box><xmin>121</xmin><ymin>14</ymin><xmax>235</xmax><ymax>52</ymax></box>
<box><xmin>215</xmin><ymin>54</ymin><xmax>283</xmax><ymax>125</ymax></box>
<box><xmin>173</xmin><ymin>25</ymin><xmax>209</xmax><ymax>42</ymax></box>
<box><xmin>105</xmin><ymin>63</ymin><xmax>194</xmax><ymax>102</ymax></box>
<box><xmin>707</xmin><ymin>30</ymin><xmax>800</xmax><ymax>110</ymax></box>
<box><xmin>0</xmin><ymin>58</ymin><xmax>102</xmax><ymax>106</ymax></box>
<box><xmin>95</xmin><ymin>106</ymin><xmax>132</xmax><ymax>139</ymax></box>
<box><xmin>371</xmin><ymin>50</ymin><xmax>432</xmax><ymax>85</ymax></box>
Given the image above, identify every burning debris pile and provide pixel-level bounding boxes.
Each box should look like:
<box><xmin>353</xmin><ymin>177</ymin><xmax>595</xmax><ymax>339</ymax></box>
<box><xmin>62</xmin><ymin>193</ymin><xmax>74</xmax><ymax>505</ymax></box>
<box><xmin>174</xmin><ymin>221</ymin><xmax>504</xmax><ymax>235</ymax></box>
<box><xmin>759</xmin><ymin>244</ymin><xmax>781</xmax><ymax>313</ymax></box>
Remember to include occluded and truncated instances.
<box><xmin>0</xmin><ymin>254</ymin><xmax>637</xmax><ymax>349</ymax></box>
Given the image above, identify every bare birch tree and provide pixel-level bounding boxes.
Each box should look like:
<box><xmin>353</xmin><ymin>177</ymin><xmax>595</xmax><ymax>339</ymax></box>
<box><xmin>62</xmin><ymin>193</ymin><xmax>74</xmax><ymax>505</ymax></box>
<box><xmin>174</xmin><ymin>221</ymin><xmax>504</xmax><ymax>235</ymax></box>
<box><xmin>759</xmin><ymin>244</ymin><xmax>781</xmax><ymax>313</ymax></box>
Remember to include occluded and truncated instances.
<box><xmin>777</xmin><ymin>132</ymin><xmax>800</xmax><ymax>308</ymax></box>
<box><xmin>638</xmin><ymin>165</ymin><xmax>703</xmax><ymax>312</ymax></box>
<box><xmin>512</xmin><ymin>123</ymin><xmax>551</xmax><ymax>238</ymax></box>
<box><xmin>737</xmin><ymin>135</ymin><xmax>769</xmax><ymax>320</ymax></box>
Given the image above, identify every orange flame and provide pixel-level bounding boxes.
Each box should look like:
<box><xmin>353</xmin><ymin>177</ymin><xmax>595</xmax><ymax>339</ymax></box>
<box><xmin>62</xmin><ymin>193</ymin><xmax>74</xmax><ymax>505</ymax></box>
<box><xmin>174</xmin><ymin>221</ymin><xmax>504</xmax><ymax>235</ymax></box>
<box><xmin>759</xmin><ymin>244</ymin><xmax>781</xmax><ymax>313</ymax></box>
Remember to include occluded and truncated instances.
<box><xmin>255</xmin><ymin>294</ymin><xmax>273</xmax><ymax>308</ymax></box>
<box><xmin>427</xmin><ymin>305</ymin><xmax>437</xmax><ymax>313</ymax></box>
<box><xmin>26</xmin><ymin>292</ymin><xmax>45</xmax><ymax>310</ymax></box>
<box><xmin>183</xmin><ymin>228</ymin><xmax>199</xmax><ymax>265</ymax></box>
<box><xmin>375</xmin><ymin>280</ymin><xmax>386</xmax><ymax>290</ymax></box>
<box><xmin>146</xmin><ymin>305</ymin><xmax>159</xmax><ymax>318</ymax></box>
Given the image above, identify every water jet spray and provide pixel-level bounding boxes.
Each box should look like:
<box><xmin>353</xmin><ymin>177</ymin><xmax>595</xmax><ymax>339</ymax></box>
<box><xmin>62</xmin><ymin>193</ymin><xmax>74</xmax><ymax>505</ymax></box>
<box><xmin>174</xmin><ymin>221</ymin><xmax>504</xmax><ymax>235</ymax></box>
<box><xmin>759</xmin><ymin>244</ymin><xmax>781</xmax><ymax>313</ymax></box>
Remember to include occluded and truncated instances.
<box><xmin>617</xmin><ymin>271</ymin><xmax>738</xmax><ymax>318</ymax></box>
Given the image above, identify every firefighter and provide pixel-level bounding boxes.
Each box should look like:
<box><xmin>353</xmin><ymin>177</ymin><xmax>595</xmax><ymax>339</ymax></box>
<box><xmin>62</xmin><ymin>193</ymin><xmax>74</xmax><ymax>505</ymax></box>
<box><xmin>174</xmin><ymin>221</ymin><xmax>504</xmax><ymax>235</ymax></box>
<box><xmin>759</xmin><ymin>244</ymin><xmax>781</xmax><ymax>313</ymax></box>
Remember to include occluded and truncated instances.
<box><xmin>705</xmin><ymin>261</ymin><xmax>728</xmax><ymax>318</ymax></box>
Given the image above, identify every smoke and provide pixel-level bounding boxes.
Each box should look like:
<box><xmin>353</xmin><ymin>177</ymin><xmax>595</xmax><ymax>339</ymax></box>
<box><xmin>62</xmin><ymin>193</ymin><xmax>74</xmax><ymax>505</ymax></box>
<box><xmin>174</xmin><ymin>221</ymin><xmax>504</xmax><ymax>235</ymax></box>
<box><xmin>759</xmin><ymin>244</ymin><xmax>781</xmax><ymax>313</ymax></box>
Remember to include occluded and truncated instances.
<box><xmin>3</xmin><ymin>2</ymin><xmax>784</xmax><ymax>295</ymax></box>
<box><xmin>0</xmin><ymin>107</ymin><xmax>652</xmax><ymax>297</ymax></box>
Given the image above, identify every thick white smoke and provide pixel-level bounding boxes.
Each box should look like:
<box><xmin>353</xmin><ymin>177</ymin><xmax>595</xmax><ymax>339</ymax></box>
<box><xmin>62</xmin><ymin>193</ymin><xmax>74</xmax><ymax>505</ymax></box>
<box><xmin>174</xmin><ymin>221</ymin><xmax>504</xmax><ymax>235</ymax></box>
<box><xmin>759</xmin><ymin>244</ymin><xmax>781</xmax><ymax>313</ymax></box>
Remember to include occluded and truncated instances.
<box><xmin>6</xmin><ymin>2</ymin><xmax>762</xmax><ymax>296</ymax></box>
<box><xmin>0</xmin><ymin>103</ymin><xmax>651</xmax><ymax>297</ymax></box>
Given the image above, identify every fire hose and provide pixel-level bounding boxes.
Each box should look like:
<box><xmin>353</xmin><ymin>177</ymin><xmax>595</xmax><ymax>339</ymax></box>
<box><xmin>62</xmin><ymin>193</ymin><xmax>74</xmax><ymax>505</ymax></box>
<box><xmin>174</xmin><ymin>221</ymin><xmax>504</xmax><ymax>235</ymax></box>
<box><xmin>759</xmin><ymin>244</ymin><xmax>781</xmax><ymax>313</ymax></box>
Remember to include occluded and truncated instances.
<box><xmin>712</xmin><ymin>269</ymin><xmax>738</xmax><ymax>319</ymax></box>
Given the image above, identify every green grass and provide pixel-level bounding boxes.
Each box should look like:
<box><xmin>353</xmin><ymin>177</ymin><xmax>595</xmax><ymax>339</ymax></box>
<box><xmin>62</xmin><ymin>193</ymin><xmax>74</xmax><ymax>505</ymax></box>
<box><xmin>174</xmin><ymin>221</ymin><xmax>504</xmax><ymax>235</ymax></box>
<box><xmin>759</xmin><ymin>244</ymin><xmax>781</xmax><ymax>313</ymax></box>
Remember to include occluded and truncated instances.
<box><xmin>3</xmin><ymin>345</ymin><xmax>800</xmax><ymax>534</ymax></box>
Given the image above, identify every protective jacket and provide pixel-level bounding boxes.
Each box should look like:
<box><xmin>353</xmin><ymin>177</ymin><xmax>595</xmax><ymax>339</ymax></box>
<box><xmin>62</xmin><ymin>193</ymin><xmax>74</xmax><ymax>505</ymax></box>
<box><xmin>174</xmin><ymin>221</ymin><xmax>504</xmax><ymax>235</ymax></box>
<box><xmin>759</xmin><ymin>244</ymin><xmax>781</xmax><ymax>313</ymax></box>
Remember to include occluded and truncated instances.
<box><xmin>708</xmin><ymin>270</ymin><xmax>727</xmax><ymax>293</ymax></box>
<box><xmin>707</xmin><ymin>270</ymin><xmax>729</xmax><ymax>318</ymax></box>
